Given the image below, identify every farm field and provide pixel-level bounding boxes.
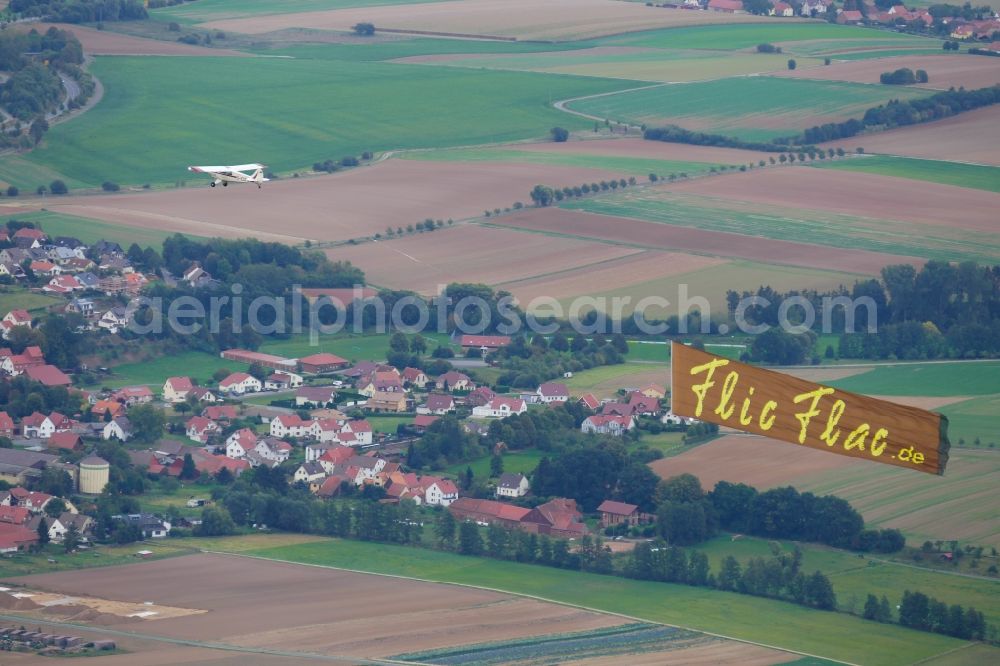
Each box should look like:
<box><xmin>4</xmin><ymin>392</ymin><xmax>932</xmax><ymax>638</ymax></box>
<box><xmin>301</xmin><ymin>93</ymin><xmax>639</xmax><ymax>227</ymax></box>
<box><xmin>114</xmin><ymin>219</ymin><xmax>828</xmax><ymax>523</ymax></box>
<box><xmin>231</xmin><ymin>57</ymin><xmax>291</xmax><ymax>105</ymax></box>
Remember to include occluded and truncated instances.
<box><xmin>152</xmin><ymin>0</ymin><xmax>454</xmax><ymax>25</ymax></box>
<box><xmin>19</xmin><ymin>21</ymin><xmax>249</xmax><ymax>56</ymax></box>
<box><xmin>812</xmin><ymin>155</ymin><xmax>1000</xmax><ymax>193</ymax></box>
<box><xmin>397</xmin><ymin>47</ymin><xmax>817</xmax><ymax>83</ymax></box>
<box><xmin>691</xmin><ymin>535</ymin><xmax>1000</xmax><ymax>628</ymax></box>
<box><xmin>565</xmin><ymin>77</ymin><xmax>930</xmax><ymax>141</ymax></box>
<box><xmin>1</xmin><ymin>209</ymin><xmax>199</xmax><ymax>248</ymax></box>
<box><xmin>100</xmin><ymin>350</ymin><xmax>245</xmax><ymax>388</ymax></box>
<box><xmin>399</xmin><ymin>145</ymin><xmax>726</xmax><ymax>177</ymax></box>
<box><xmin>23</xmin><ymin>55</ymin><xmax>636</xmax><ymax>189</ymax></box>
<box><xmin>774</xmin><ymin>53</ymin><xmax>1000</xmax><ymax>90</ymax></box>
<box><xmin>510</xmin><ymin>137</ymin><xmax>776</xmax><ymax>165</ymax></box>
<box><xmin>235</xmin><ymin>539</ymin><xmax>968</xmax><ymax>665</ymax></box>
<box><xmin>653</xmin><ymin>436</ymin><xmax>1000</xmax><ymax>547</ymax></box>
<box><xmin>260</xmin><ymin>332</ymin><xmax>450</xmax><ymax>363</ymax></box>
<box><xmin>6</xmin><ymin>552</ymin><xmax>633</xmax><ymax>661</ymax></box>
<box><xmin>197</xmin><ymin>1</ymin><xmax>780</xmax><ymax>42</ymax></box>
<box><xmin>35</xmin><ymin>157</ymin><xmax>636</xmax><ymax>244</ymax></box>
<box><xmin>492</xmin><ymin>206</ymin><xmax>910</xmax><ymax>275</ymax></box>
<box><xmin>826</xmin><ymin>104</ymin><xmax>1000</xmax><ymax>165</ymax></box>
<box><xmin>0</xmin><ymin>288</ymin><xmax>63</xmax><ymax>316</ymax></box>
<box><xmin>938</xmin><ymin>395</ymin><xmax>1000</xmax><ymax>448</ymax></box>
<box><xmin>563</xmin><ymin>362</ymin><xmax>668</xmax><ymax>397</ymax></box>
<box><xmin>600</xmin><ymin>23</ymin><xmax>928</xmax><ymax>51</ymax></box>
<box><xmin>561</xmin><ymin>184</ymin><xmax>1000</xmax><ymax>264</ymax></box>
<box><xmin>827</xmin><ymin>361</ymin><xmax>1000</xmax><ymax>397</ymax></box>
<box><xmin>326</xmin><ymin>225</ymin><xmax>643</xmax><ymax>296</ymax></box>
<box><xmin>664</xmin><ymin>166</ymin><xmax>1000</xmax><ymax>235</ymax></box>
<box><xmin>445</xmin><ymin>447</ymin><xmax>547</xmax><ymax>478</ymax></box>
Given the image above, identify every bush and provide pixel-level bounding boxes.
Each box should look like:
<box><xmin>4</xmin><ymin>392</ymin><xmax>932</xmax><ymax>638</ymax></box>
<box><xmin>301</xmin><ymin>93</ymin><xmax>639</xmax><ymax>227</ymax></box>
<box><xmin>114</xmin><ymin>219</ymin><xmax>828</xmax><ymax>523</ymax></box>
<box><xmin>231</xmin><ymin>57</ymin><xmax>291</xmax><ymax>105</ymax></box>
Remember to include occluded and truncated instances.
<box><xmin>101</xmin><ymin>181</ymin><xmax>120</xmax><ymax>192</ymax></box>
<box><xmin>550</xmin><ymin>127</ymin><xmax>569</xmax><ymax>142</ymax></box>
<box><xmin>880</xmin><ymin>67</ymin><xmax>917</xmax><ymax>85</ymax></box>
<box><xmin>353</xmin><ymin>22</ymin><xmax>376</xmax><ymax>36</ymax></box>
<box><xmin>756</xmin><ymin>43</ymin><xmax>780</xmax><ymax>53</ymax></box>
<box><xmin>49</xmin><ymin>180</ymin><xmax>68</xmax><ymax>195</ymax></box>
<box><xmin>787</xmin><ymin>59</ymin><xmax>797</xmax><ymax>71</ymax></box>
<box><xmin>168</xmin><ymin>22</ymin><xmax>180</xmax><ymax>32</ymax></box>
<box><xmin>915</xmin><ymin>69</ymin><xmax>929</xmax><ymax>83</ymax></box>
<box><xmin>5</xmin><ymin>186</ymin><xmax>17</xmax><ymax>197</ymax></box>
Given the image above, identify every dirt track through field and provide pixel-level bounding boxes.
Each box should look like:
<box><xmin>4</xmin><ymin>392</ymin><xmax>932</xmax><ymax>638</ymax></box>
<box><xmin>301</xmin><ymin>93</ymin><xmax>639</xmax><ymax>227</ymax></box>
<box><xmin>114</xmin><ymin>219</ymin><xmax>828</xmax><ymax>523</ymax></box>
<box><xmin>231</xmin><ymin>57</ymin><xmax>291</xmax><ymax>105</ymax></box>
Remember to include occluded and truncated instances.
<box><xmin>665</xmin><ymin>166</ymin><xmax>1000</xmax><ymax>233</ymax></box>
<box><xmin>491</xmin><ymin>207</ymin><xmax>916</xmax><ymax>275</ymax></box>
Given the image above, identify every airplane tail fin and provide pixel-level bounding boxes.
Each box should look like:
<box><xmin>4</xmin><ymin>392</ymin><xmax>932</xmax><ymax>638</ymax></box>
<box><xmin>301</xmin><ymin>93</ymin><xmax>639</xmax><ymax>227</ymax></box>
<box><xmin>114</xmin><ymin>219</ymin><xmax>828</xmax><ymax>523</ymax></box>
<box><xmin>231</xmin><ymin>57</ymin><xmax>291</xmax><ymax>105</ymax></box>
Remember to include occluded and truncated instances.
<box><xmin>252</xmin><ymin>167</ymin><xmax>265</xmax><ymax>183</ymax></box>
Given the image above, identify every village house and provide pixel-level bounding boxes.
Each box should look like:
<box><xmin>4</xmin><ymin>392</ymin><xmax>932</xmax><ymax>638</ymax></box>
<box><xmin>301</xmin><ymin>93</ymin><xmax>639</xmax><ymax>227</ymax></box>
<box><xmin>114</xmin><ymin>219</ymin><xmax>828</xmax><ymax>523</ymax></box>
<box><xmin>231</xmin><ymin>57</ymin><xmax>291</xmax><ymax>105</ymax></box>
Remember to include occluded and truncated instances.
<box><xmin>97</xmin><ymin>307</ymin><xmax>130</xmax><ymax>334</ymax></box>
<box><xmin>314</xmin><ymin>444</ymin><xmax>355</xmax><ymax>468</ymax></box>
<box><xmin>496</xmin><ymin>472</ymin><xmax>530</xmax><ymax>498</ymax></box>
<box><xmin>102</xmin><ymin>417</ymin><xmax>133</xmax><ymax>442</ymax></box>
<box><xmin>264</xmin><ymin>372</ymin><xmax>303</xmax><ymax>390</ymax></box>
<box><xmin>65</xmin><ymin>297</ymin><xmax>96</xmax><ymax>319</ymax></box>
<box><xmin>578</xmin><ymin>393</ymin><xmax>601</xmax><ymax>411</ymax></box>
<box><xmin>536</xmin><ymin>382</ymin><xmax>569</xmax><ymax>404</ymax></box>
<box><xmin>366</xmin><ymin>390</ymin><xmax>407</xmax><ymax>413</ymax></box>
<box><xmin>92</xmin><ymin>399</ymin><xmax>125</xmax><ymax>420</ymax></box>
<box><xmin>295</xmin><ymin>386</ymin><xmax>338</xmax><ymax>407</ymax></box>
<box><xmin>225</xmin><ymin>428</ymin><xmax>259</xmax><ymax>459</ymax></box>
<box><xmin>1</xmin><ymin>345</ymin><xmax>45</xmax><ymax>375</ymax></box>
<box><xmin>45</xmin><ymin>512</ymin><xmax>93</xmax><ymax>543</ymax></box>
<box><xmin>113</xmin><ymin>513</ymin><xmax>170</xmax><ymax>539</ymax></box>
<box><xmin>413</xmin><ymin>414</ymin><xmax>439</xmax><ymax>431</ymax></box>
<box><xmin>255</xmin><ymin>437</ymin><xmax>292</xmax><ymax>463</ymax></box>
<box><xmin>162</xmin><ymin>377</ymin><xmax>194</xmax><ymax>403</ymax></box>
<box><xmin>293</xmin><ymin>461</ymin><xmax>326</xmax><ymax>485</ymax></box>
<box><xmin>220</xmin><ymin>348</ymin><xmax>297</xmax><ymax>372</ymax></box>
<box><xmin>13</xmin><ymin>228</ymin><xmax>47</xmax><ymax>247</ymax></box>
<box><xmin>0</xmin><ymin>524</ymin><xmax>38</xmax><ymax>553</ymax></box>
<box><xmin>20</xmin><ymin>412</ymin><xmax>72</xmax><ymax>439</ymax></box>
<box><xmin>218</xmin><ymin>372</ymin><xmax>263</xmax><ymax>395</ymax></box>
<box><xmin>770</xmin><ymin>1</ymin><xmax>794</xmax><ymax>16</ymax></box>
<box><xmin>203</xmin><ymin>405</ymin><xmax>238</xmax><ymax>421</ymax></box>
<box><xmin>401</xmin><ymin>367</ymin><xmax>429</xmax><ymax>388</ymax></box>
<box><xmin>597</xmin><ymin>500</ymin><xmax>649</xmax><ymax>528</ymax></box>
<box><xmin>581</xmin><ymin>414</ymin><xmax>635</xmax><ymax>436</ymax></box>
<box><xmin>0</xmin><ymin>412</ymin><xmax>13</xmax><ymax>438</ymax></box>
<box><xmin>436</xmin><ymin>371</ymin><xmax>473</xmax><ymax>392</ymax></box>
<box><xmin>417</xmin><ymin>393</ymin><xmax>455</xmax><ymax>415</ymax></box>
<box><xmin>521</xmin><ymin>498</ymin><xmax>589</xmax><ymax>539</ymax></box>
<box><xmin>24</xmin><ymin>365</ymin><xmax>72</xmax><ymax>387</ymax></box>
<box><xmin>708</xmin><ymin>0</ymin><xmax>744</xmax><ymax>12</ymax></box>
<box><xmin>270</xmin><ymin>414</ymin><xmax>314</xmax><ymax>439</ymax></box>
<box><xmin>464</xmin><ymin>386</ymin><xmax>495</xmax><ymax>407</ymax></box>
<box><xmin>47</xmin><ymin>432</ymin><xmax>82</xmax><ymax>452</ymax></box>
<box><xmin>113</xmin><ymin>386</ymin><xmax>154</xmax><ymax>406</ymax></box>
<box><xmin>185</xmin><ymin>416</ymin><xmax>219</xmax><ymax>444</ymax></box>
<box><xmin>421</xmin><ymin>477</ymin><xmax>459</xmax><ymax>506</ymax></box>
<box><xmin>627</xmin><ymin>393</ymin><xmax>661</xmax><ymax>417</ymax></box>
<box><xmin>472</xmin><ymin>397</ymin><xmax>527</xmax><ymax>419</ymax></box>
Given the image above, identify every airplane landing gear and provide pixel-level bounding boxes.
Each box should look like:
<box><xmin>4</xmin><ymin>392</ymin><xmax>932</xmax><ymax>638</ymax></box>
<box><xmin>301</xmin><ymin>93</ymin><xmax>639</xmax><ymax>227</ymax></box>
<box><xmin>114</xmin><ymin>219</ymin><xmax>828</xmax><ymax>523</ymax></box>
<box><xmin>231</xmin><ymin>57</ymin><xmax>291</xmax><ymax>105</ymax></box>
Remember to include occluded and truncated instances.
<box><xmin>210</xmin><ymin>182</ymin><xmax>216</xmax><ymax>187</ymax></box>
<box><xmin>222</xmin><ymin>181</ymin><xmax>228</xmax><ymax>187</ymax></box>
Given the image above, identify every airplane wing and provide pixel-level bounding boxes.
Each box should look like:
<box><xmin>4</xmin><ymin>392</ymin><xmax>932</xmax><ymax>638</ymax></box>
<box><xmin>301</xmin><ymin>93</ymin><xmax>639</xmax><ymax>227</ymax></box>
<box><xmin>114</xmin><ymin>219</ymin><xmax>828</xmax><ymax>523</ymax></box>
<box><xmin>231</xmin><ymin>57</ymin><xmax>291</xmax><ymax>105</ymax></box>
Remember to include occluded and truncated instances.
<box><xmin>188</xmin><ymin>166</ymin><xmax>228</xmax><ymax>173</ymax></box>
<box><xmin>229</xmin><ymin>163</ymin><xmax>266</xmax><ymax>172</ymax></box>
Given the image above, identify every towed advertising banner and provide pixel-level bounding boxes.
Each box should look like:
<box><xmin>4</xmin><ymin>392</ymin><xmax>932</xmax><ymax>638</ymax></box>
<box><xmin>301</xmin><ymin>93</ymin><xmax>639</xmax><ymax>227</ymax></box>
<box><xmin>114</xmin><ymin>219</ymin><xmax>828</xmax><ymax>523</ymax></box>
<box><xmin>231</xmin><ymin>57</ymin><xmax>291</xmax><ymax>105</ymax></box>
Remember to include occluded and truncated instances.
<box><xmin>670</xmin><ymin>342</ymin><xmax>950</xmax><ymax>475</ymax></box>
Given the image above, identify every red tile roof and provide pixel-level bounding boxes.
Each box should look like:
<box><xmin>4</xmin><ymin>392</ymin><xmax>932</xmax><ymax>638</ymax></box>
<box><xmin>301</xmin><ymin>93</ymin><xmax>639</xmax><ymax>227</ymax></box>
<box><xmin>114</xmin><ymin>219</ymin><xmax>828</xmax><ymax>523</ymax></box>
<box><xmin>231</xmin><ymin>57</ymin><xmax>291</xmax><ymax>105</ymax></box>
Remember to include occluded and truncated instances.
<box><xmin>597</xmin><ymin>500</ymin><xmax>639</xmax><ymax>516</ymax></box>
<box><xmin>24</xmin><ymin>365</ymin><xmax>71</xmax><ymax>386</ymax></box>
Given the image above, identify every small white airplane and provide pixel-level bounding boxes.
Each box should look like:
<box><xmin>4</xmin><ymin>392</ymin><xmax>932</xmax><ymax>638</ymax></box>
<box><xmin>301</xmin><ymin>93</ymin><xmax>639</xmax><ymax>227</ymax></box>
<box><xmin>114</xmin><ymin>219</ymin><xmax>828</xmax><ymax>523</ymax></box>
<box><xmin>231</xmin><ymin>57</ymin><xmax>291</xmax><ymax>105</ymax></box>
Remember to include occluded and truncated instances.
<box><xmin>187</xmin><ymin>163</ymin><xmax>269</xmax><ymax>188</ymax></box>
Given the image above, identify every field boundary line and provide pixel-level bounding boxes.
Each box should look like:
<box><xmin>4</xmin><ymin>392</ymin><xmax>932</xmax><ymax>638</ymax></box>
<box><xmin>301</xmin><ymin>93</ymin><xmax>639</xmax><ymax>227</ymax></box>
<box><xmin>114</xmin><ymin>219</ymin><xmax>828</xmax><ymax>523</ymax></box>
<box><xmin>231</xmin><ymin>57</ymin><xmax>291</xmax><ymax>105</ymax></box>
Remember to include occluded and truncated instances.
<box><xmin>203</xmin><ymin>549</ymin><xmax>859</xmax><ymax>666</ymax></box>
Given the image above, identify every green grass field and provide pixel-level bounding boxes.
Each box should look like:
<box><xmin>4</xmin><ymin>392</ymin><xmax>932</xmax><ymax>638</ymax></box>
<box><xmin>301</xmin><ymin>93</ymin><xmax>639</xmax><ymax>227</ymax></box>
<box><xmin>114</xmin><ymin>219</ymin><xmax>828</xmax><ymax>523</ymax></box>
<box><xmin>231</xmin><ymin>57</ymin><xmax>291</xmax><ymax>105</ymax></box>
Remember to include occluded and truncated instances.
<box><xmin>4</xmin><ymin>210</ymin><xmax>197</xmax><ymax>248</ymax></box>
<box><xmin>445</xmin><ymin>448</ymin><xmax>546</xmax><ymax>479</ymax></box>
<box><xmin>0</xmin><ymin>287</ymin><xmax>63</xmax><ymax>316</ymax></box>
<box><xmin>259</xmin><ymin>332</ymin><xmax>450</xmax><ymax>363</ymax></box>
<box><xmin>563</xmin><ymin>362</ymin><xmax>666</xmax><ymax>393</ymax></box>
<box><xmin>692</xmin><ymin>534</ymin><xmax>1000</xmax><ymax>628</ymax></box>
<box><xmin>938</xmin><ymin>395</ymin><xmax>1000</xmax><ymax>448</ymax></box>
<box><xmin>24</xmin><ymin>56</ymin><xmax>637</xmax><ymax>188</ymax></box>
<box><xmin>813</xmin><ymin>155</ymin><xmax>1000</xmax><ymax>193</ymax></box>
<box><xmin>566</xmin><ymin>76</ymin><xmax>930</xmax><ymax>141</ymax></box>
<box><xmin>600</xmin><ymin>23</ymin><xmax>926</xmax><ymax>51</ymax></box>
<box><xmin>0</xmin><ymin>155</ymin><xmax>92</xmax><ymax>192</ymax></box>
<box><xmin>828</xmin><ymin>361</ymin><xmax>1000</xmax><ymax>397</ymax></box>
<box><xmin>366</xmin><ymin>414</ymin><xmax>413</xmax><ymax>434</ymax></box>
<box><xmin>152</xmin><ymin>0</ymin><xmax>451</xmax><ymax>24</ymax></box>
<box><xmin>560</xmin><ymin>190</ymin><xmax>1000</xmax><ymax>264</ymax></box>
<box><xmin>235</xmin><ymin>539</ymin><xmax>967</xmax><ymax>665</ymax></box>
<box><xmin>401</xmin><ymin>146</ymin><xmax>722</xmax><ymax>177</ymax></box>
<box><xmin>102</xmin><ymin>350</ymin><xmax>245</xmax><ymax>388</ymax></box>
<box><xmin>626</xmin><ymin>340</ymin><xmax>670</xmax><ymax>363</ymax></box>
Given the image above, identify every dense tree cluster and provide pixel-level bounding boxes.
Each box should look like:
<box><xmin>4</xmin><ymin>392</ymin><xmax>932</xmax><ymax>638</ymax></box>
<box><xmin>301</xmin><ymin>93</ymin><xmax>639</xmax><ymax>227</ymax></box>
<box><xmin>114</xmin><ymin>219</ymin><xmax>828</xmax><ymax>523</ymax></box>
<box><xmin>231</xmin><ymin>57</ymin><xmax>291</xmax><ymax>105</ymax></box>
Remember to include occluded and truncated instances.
<box><xmin>711</xmin><ymin>481</ymin><xmax>905</xmax><ymax>552</ymax></box>
<box><xmin>644</xmin><ymin>124</ymin><xmax>800</xmax><ymax>152</ymax></box>
<box><xmin>7</xmin><ymin>0</ymin><xmax>148</xmax><ymax>22</ymax></box>
<box><xmin>880</xmin><ymin>67</ymin><xmax>928</xmax><ymax>85</ymax></box>
<box><xmin>492</xmin><ymin>332</ymin><xmax>628</xmax><ymax>388</ymax></box>
<box><xmin>898</xmin><ymin>590</ymin><xmax>987</xmax><ymax>640</ymax></box>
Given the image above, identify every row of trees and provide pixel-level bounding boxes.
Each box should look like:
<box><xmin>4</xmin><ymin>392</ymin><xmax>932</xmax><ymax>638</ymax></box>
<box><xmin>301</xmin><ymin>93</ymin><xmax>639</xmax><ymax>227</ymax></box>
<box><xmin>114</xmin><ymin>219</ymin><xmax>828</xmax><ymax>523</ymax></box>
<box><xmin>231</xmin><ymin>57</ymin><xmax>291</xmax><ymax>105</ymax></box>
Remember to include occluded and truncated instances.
<box><xmin>880</xmin><ymin>67</ymin><xmax>929</xmax><ymax>85</ymax></box>
<box><xmin>799</xmin><ymin>84</ymin><xmax>1000</xmax><ymax>144</ymax></box>
<box><xmin>7</xmin><ymin>0</ymin><xmax>148</xmax><ymax>22</ymax></box>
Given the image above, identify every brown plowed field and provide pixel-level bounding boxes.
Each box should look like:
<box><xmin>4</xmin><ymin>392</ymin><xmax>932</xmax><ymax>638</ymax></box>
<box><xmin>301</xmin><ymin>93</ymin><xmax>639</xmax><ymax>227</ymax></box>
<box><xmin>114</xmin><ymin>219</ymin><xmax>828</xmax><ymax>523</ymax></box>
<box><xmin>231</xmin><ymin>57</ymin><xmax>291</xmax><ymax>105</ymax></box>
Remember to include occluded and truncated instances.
<box><xmin>326</xmin><ymin>225</ymin><xmax>642</xmax><ymax>295</ymax></box>
<box><xmin>500</xmin><ymin>249</ymin><xmax>728</xmax><ymax>304</ymax></box>
<box><xmin>825</xmin><ymin>105</ymin><xmax>1000</xmax><ymax>165</ymax></box>
<box><xmin>9</xmin><ymin>552</ymin><xmax>625</xmax><ymax>659</ymax></box>
<box><xmin>510</xmin><ymin>137</ymin><xmax>777</xmax><ymax>165</ymax></box>
<box><xmin>38</xmin><ymin>158</ymin><xmax>626</xmax><ymax>243</ymax></box>
<box><xmin>774</xmin><ymin>54</ymin><xmax>1000</xmax><ymax>90</ymax></box>
<box><xmin>491</xmin><ymin>207</ymin><xmax>917</xmax><ymax>274</ymax></box>
<box><xmin>200</xmin><ymin>0</ymin><xmax>779</xmax><ymax>41</ymax></box>
<box><xmin>18</xmin><ymin>23</ymin><xmax>249</xmax><ymax>56</ymax></box>
<box><xmin>665</xmin><ymin>166</ymin><xmax>1000</xmax><ymax>233</ymax></box>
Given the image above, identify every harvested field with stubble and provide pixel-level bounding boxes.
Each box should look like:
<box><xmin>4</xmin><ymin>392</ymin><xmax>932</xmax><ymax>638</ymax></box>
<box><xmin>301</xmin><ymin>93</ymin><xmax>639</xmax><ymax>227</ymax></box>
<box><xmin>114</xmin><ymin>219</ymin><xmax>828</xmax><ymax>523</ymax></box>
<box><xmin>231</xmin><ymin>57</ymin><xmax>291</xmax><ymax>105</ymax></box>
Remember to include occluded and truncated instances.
<box><xmin>828</xmin><ymin>105</ymin><xmax>1000</xmax><ymax>165</ymax></box>
<box><xmin>36</xmin><ymin>158</ymin><xmax>630</xmax><ymax>243</ymax></box>
<box><xmin>665</xmin><ymin>165</ymin><xmax>1000</xmax><ymax>233</ymax></box>
<box><xmin>775</xmin><ymin>53</ymin><xmax>1000</xmax><ymax>90</ymax></box>
<box><xmin>326</xmin><ymin>225</ymin><xmax>642</xmax><ymax>295</ymax></box>
<box><xmin>199</xmin><ymin>0</ymin><xmax>779</xmax><ymax>41</ymax></box>
<box><xmin>492</xmin><ymin>206</ymin><xmax>914</xmax><ymax>274</ymax></box>
<box><xmin>511</xmin><ymin>137</ymin><xmax>777</xmax><ymax>165</ymax></box>
<box><xmin>8</xmin><ymin>552</ymin><xmax>629</xmax><ymax>659</ymax></box>
<box><xmin>19</xmin><ymin>23</ymin><xmax>249</xmax><ymax>56</ymax></box>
